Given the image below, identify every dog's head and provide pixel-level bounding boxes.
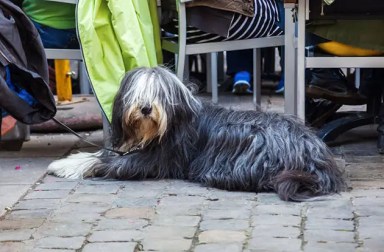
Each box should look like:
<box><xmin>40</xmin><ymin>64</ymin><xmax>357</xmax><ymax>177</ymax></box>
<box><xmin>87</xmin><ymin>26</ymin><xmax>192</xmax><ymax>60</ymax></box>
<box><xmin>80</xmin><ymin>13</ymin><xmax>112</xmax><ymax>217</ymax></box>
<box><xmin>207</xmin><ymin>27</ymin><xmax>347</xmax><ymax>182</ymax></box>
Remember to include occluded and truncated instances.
<box><xmin>111</xmin><ymin>66</ymin><xmax>202</xmax><ymax>151</ymax></box>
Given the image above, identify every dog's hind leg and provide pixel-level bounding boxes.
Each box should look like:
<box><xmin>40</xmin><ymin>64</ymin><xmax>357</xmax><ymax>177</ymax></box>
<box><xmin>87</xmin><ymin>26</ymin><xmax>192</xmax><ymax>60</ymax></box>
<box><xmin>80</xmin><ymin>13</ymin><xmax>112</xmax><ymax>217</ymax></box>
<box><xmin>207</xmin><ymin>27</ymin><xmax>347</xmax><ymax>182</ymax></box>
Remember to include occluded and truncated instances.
<box><xmin>47</xmin><ymin>151</ymin><xmax>103</xmax><ymax>179</ymax></box>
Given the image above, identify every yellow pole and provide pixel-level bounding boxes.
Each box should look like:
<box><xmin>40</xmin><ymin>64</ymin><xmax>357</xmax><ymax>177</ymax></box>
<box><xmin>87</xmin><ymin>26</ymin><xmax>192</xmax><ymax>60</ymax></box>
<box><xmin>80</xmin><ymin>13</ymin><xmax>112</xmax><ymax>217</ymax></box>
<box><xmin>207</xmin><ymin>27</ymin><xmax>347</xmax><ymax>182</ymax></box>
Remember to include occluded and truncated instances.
<box><xmin>55</xmin><ymin>59</ymin><xmax>72</xmax><ymax>101</ymax></box>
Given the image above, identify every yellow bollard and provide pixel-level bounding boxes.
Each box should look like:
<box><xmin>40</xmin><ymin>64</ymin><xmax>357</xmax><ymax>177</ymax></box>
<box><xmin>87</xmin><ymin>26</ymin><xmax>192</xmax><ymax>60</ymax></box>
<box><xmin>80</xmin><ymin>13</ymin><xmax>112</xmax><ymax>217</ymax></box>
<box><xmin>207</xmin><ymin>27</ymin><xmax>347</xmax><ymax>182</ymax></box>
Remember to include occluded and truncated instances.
<box><xmin>54</xmin><ymin>59</ymin><xmax>72</xmax><ymax>101</ymax></box>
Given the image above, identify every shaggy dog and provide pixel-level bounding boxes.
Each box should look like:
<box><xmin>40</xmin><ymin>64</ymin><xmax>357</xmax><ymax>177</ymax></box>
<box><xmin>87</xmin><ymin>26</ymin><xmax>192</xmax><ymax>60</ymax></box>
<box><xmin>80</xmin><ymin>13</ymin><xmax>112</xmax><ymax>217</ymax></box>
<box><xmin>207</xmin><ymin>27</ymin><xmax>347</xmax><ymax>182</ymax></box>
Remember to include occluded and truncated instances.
<box><xmin>48</xmin><ymin>66</ymin><xmax>345</xmax><ymax>201</ymax></box>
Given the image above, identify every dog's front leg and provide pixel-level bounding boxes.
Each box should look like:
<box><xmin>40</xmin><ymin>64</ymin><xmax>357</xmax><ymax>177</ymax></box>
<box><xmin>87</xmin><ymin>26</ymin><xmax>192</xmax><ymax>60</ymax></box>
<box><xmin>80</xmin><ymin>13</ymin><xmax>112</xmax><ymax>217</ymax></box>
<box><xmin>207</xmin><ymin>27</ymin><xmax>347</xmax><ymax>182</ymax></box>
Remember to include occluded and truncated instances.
<box><xmin>94</xmin><ymin>151</ymin><xmax>159</xmax><ymax>180</ymax></box>
<box><xmin>48</xmin><ymin>150</ymin><xmax>158</xmax><ymax>180</ymax></box>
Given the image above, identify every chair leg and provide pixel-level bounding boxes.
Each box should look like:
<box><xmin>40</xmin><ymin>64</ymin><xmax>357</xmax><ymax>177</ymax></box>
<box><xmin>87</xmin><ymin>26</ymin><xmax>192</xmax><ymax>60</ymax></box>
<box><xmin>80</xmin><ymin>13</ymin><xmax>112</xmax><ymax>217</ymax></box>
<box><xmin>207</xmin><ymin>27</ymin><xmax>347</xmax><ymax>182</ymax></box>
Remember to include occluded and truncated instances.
<box><xmin>207</xmin><ymin>52</ymin><xmax>218</xmax><ymax>104</ymax></box>
<box><xmin>176</xmin><ymin>52</ymin><xmax>186</xmax><ymax>81</ymax></box>
<box><xmin>253</xmin><ymin>48</ymin><xmax>261</xmax><ymax>109</ymax></box>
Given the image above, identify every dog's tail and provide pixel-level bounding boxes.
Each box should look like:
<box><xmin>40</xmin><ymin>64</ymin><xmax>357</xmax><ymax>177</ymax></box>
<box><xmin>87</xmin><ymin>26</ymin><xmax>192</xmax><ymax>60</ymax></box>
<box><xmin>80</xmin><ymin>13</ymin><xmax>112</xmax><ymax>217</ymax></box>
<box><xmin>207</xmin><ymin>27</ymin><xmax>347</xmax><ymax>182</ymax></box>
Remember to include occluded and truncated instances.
<box><xmin>47</xmin><ymin>151</ymin><xmax>103</xmax><ymax>179</ymax></box>
<box><xmin>274</xmin><ymin>168</ymin><xmax>345</xmax><ymax>202</ymax></box>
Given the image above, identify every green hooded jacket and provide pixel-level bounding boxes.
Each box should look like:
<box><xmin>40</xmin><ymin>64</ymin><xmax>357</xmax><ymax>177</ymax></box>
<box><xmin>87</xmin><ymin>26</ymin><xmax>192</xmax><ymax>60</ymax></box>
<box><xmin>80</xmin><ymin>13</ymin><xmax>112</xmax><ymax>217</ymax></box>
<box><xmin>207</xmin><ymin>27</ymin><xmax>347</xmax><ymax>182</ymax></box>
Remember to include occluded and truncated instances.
<box><xmin>77</xmin><ymin>0</ymin><xmax>162</xmax><ymax>122</ymax></box>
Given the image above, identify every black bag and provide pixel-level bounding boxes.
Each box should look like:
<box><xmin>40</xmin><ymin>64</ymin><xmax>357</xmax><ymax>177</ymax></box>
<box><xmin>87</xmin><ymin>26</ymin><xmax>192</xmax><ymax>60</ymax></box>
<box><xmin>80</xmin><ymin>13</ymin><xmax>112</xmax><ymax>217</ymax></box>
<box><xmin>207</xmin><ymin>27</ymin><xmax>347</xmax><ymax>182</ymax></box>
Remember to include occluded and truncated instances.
<box><xmin>0</xmin><ymin>0</ymin><xmax>56</xmax><ymax>125</ymax></box>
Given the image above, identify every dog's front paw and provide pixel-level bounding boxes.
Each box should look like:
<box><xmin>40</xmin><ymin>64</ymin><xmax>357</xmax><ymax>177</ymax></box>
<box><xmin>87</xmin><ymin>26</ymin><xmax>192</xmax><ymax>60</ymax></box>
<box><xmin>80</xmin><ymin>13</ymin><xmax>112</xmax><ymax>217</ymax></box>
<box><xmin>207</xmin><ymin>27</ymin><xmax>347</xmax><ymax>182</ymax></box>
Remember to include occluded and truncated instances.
<box><xmin>47</xmin><ymin>152</ymin><xmax>101</xmax><ymax>179</ymax></box>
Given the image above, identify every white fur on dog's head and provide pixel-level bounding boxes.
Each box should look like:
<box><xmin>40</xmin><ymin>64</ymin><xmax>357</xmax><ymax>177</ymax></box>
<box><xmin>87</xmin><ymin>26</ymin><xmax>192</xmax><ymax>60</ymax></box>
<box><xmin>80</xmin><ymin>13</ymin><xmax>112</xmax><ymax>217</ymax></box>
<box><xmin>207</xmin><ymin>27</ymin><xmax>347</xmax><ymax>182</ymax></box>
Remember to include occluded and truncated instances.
<box><xmin>111</xmin><ymin>66</ymin><xmax>202</xmax><ymax>152</ymax></box>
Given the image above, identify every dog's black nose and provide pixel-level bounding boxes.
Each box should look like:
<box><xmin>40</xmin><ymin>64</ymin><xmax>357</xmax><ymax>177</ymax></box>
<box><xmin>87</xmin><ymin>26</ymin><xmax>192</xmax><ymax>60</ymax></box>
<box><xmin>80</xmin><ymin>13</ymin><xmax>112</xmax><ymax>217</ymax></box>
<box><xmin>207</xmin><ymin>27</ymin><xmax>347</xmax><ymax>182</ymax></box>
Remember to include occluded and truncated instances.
<box><xmin>141</xmin><ymin>106</ymin><xmax>152</xmax><ymax>115</ymax></box>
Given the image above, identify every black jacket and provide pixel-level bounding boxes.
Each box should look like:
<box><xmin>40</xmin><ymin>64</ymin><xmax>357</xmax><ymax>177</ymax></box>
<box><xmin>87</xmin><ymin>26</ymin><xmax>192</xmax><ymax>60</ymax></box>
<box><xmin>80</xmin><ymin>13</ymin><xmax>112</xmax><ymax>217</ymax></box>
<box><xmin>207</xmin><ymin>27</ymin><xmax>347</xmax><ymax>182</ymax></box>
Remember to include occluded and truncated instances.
<box><xmin>0</xmin><ymin>0</ymin><xmax>56</xmax><ymax>124</ymax></box>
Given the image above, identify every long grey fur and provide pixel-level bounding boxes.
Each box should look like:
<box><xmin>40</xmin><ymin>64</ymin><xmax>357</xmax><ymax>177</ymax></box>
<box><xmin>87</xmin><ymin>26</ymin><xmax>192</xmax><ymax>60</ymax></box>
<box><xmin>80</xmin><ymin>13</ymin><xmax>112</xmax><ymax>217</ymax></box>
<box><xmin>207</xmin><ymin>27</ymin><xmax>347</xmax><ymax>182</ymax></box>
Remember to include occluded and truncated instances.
<box><xmin>48</xmin><ymin>66</ymin><xmax>345</xmax><ymax>201</ymax></box>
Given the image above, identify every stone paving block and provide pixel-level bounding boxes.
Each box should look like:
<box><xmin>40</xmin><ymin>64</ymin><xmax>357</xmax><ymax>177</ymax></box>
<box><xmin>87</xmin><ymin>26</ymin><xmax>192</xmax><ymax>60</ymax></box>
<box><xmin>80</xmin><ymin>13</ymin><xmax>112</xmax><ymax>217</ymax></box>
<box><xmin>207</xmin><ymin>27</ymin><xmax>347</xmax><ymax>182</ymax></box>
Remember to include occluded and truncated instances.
<box><xmin>6</xmin><ymin>209</ymin><xmax>52</xmax><ymax>219</ymax></box>
<box><xmin>82</xmin><ymin>242</ymin><xmax>139</xmax><ymax>252</ymax></box>
<box><xmin>43</xmin><ymin>175</ymin><xmax>78</xmax><ymax>183</ymax></box>
<box><xmin>118</xmin><ymin>189</ymin><xmax>161</xmax><ymax>198</ymax></box>
<box><xmin>49</xmin><ymin>210</ymin><xmax>102</xmax><ymax>223</ymax></box>
<box><xmin>251</xmin><ymin>225</ymin><xmax>300</xmax><ymax>239</ymax></box>
<box><xmin>158</xmin><ymin>195</ymin><xmax>206</xmax><ymax>206</ymax></box>
<box><xmin>0</xmin><ymin>242</ymin><xmax>29</xmax><ymax>252</ymax></box>
<box><xmin>66</xmin><ymin>193</ymin><xmax>116</xmax><ymax>203</ymax></box>
<box><xmin>151</xmin><ymin>215</ymin><xmax>200</xmax><ymax>227</ymax></box>
<box><xmin>198</xmin><ymin>230</ymin><xmax>246</xmax><ymax>243</ymax></box>
<box><xmin>34</xmin><ymin>181</ymin><xmax>78</xmax><ymax>191</ymax></box>
<box><xmin>304</xmin><ymin>230</ymin><xmax>355</xmax><ymax>243</ymax></box>
<box><xmin>13</xmin><ymin>199</ymin><xmax>62</xmax><ymax>210</ymax></box>
<box><xmin>0</xmin><ymin>184</ymin><xmax>32</xmax><ymax>217</ymax></box>
<box><xmin>206</xmin><ymin>190</ymin><xmax>255</xmax><ymax>200</ymax></box>
<box><xmin>202</xmin><ymin>209</ymin><xmax>251</xmax><ymax>220</ymax></box>
<box><xmin>199</xmin><ymin>219</ymin><xmax>249</xmax><ymax>231</ymax></box>
<box><xmin>33</xmin><ymin>222</ymin><xmax>92</xmax><ymax>239</ymax></box>
<box><xmin>251</xmin><ymin>215</ymin><xmax>301</xmax><ymax>227</ymax></box>
<box><xmin>255</xmin><ymin>193</ymin><xmax>292</xmax><ymax>205</ymax></box>
<box><xmin>104</xmin><ymin>207</ymin><xmax>156</xmax><ymax>220</ymax></box>
<box><xmin>355</xmin><ymin>205</ymin><xmax>384</xmax><ymax>217</ymax></box>
<box><xmin>113</xmin><ymin>198</ymin><xmax>159</xmax><ymax>208</ymax></box>
<box><xmin>0</xmin><ymin>219</ymin><xmax>45</xmax><ymax>230</ymax></box>
<box><xmin>304</xmin><ymin>242</ymin><xmax>356</xmax><ymax>252</ymax></box>
<box><xmin>119</xmin><ymin>180</ymin><xmax>169</xmax><ymax>192</ymax></box>
<box><xmin>143</xmin><ymin>226</ymin><xmax>196</xmax><ymax>239</ymax></box>
<box><xmin>204</xmin><ymin>199</ymin><xmax>253</xmax><ymax>210</ymax></box>
<box><xmin>350</xmin><ymin>180</ymin><xmax>384</xmax><ymax>190</ymax></box>
<box><xmin>306</xmin><ymin>206</ymin><xmax>354</xmax><ymax>219</ymax></box>
<box><xmin>0</xmin><ymin>229</ymin><xmax>34</xmax><ymax>242</ymax></box>
<box><xmin>74</xmin><ymin>184</ymin><xmax>120</xmax><ymax>194</ymax></box>
<box><xmin>79</xmin><ymin>179</ymin><xmax>123</xmax><ymax>186</ymax></box>
<box><xmin>24</xmin><ymin>190</ymin><xmax>71</xmax><ymax>200</ymax></box>
<box><xmin>353</xmin><ymin>197</ymin><xmax>384</xmax><ymax>207</ymax></box>
<box><xmin>36</xmin><ymin>237</ymin><xmax>85</xmax><ymax>250</ymax></box>
<box><xmin>361</xmin><ymin>239</ymin><xmax>384</xmax><ymax>251</ymax></box>
<box><xmin>194</xmin><ymin>243</ymin><xmax>243</xmax><ymax>252</ymax></box>
<box><xmin>95</xmin><ymin>218</ymin><xmax>149</xmax><ymax>231</ymax></box>
<box><xmin>50</xmin><ymin>202</ymin><xmax>109</xmax><ymax>223</ymax></box>
<box><xmin>351</xmin><ymin>189</ymin><xmax>384</xmax><ymax>197</ymax></box>
<box><xmin>345</xmin><ymin>155</ymin><xmax>384</xmax><ymax>163</ymax></box>
<box><xmin>0</xmin><ymin>159</ymin><xmax>51</xmax><ymax>185</ymax></box>
<box><xmin>359</xmin><ymin>227</ymin><xmax>384</xmax><ymax>240</ymax></box>
<box><xmin>252</xmin><ymin>204</ymin><xmax>302</xmax><ymax>216</ymax></box>
<box><xmin>247</xmin><ymin>237</ymin><xmax>301</xmax><ymax>251</ymax></box>
<box><xmin>305</xmin><ymin>218</ymin><xmax>354</xmax><ymax>231</ymax></box>
<box><xmin>358</xmin><ymin>216</ymin><xmax>384</xmax><ymax>227</ymax></box>
<box><xmin>88</xmin><ymin>230</ymin><xmax>144</xmax><ymax>242</ymax></box>
<box><xmin>164</xmin><ymin>184</ymin><xmax>211</xmax><ymax>197</ymax></box>
<box><xmin>141</xmin><ymin>238</ymin><xmax>192</xmax><ymax>251</ymax></box>
<box><xmin>155</xmin><ymin>205</ymin><xmax>202</xmax><ymax>216</ymax></box>
<box><xmin>346</xmin><ymin>163</ymin><xmax>384</xmax><ymax>180</ymax></box>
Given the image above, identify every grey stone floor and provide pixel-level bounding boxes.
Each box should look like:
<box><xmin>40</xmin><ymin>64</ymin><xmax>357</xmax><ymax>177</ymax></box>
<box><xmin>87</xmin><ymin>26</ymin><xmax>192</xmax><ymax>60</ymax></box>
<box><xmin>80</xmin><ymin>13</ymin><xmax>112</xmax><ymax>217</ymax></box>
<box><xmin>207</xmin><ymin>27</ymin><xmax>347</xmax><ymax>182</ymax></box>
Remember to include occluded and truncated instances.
<box><xmin>0</xmin><ymin>91</ymin><xmax>383</xmax><ymax>252</ymax></box>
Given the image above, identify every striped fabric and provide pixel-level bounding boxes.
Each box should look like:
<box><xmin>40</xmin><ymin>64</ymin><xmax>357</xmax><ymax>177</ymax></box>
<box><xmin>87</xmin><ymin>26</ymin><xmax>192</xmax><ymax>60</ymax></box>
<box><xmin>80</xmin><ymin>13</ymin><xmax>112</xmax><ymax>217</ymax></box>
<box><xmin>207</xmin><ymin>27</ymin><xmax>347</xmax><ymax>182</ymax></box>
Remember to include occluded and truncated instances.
<box><xmin>163</xmin><ymin>0</ymin><xmax>283</xmax><ymax>44</ymax></box>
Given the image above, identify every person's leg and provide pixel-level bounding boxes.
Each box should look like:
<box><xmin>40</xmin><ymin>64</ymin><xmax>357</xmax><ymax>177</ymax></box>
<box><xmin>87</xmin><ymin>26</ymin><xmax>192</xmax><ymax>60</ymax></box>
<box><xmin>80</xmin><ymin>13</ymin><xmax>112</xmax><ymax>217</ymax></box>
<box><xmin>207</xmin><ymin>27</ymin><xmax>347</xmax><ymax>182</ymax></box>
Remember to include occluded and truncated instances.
<box><xmin>32</xmin><ymin>21</ymin><xmax>79</xmax><ymax>49</ymax></box>
<box><xmin>226</xmin><ymin>50</ymin><xmax>253</xmax><ymax>75</ymax></box>
<box><xmin>226</xmin><ymin>50</ymin><xmax>253</xmax><ymax>94</ymax></box>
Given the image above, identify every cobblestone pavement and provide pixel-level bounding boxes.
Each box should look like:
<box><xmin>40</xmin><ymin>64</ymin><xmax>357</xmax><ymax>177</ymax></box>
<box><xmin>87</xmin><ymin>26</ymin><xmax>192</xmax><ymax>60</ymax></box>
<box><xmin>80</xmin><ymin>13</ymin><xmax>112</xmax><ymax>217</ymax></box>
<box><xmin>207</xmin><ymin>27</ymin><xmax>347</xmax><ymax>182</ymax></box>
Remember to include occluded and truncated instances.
<box><xmin>1</xmin><ymin>94</ymin><xmax>384</xmax><ymax>251</ymax></box>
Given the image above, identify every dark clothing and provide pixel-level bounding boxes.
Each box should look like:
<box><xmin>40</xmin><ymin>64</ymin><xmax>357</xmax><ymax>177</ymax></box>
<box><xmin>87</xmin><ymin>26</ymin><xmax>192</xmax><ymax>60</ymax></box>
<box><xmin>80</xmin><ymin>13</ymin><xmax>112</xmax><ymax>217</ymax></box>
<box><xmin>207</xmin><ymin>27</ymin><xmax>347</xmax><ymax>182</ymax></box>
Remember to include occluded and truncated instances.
<box><xmin>186</xmin><ymin>0</ymin><xmax>254</xmax><ymax>17</ymax></box>
<box><xmin>0</xmin><ymin>0</ymin><xmax>56</xmax><ymax>124</ymax></box>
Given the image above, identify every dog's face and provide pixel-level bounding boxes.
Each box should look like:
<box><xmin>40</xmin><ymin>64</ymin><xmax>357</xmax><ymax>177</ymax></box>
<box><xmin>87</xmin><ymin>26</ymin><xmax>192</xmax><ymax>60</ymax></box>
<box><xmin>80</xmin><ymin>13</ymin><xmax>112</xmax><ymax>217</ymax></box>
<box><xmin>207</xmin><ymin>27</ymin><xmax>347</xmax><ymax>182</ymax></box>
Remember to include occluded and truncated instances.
<box><xmin>111</xmin><ymin>67</ymin><xmax>202</xmax><ymax>152</ymax></box>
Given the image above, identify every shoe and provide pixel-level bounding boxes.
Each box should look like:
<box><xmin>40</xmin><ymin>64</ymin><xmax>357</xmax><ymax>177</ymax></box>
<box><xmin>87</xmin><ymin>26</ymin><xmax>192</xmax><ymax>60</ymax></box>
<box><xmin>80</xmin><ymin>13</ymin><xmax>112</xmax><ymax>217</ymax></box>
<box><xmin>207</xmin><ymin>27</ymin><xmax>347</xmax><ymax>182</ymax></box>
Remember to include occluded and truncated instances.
<box><xmin>275</xmin><ymin>76</ymin><xmax>284</xmax><ymax>94</ymax></box>
<box><xmin>232</xmin><ymin>71</ymin><xmax>252</xmax><ymax>94</ymax></box>
<box><xmin>306</xmin><ymin>68</ymin><xmax>367</xmax><ymax>105</ymax></box>
<box><xmin>305</xmin><ymin>98</ymin><xmax>342</xmax><ymax>128</ymax></box>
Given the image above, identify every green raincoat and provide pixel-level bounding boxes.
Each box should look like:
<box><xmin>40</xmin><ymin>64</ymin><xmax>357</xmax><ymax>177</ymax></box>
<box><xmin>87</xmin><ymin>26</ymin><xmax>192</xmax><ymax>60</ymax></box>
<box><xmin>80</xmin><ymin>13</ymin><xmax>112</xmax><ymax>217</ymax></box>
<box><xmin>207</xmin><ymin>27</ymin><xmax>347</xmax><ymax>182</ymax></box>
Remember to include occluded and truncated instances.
<box><xmin>77</xmin><ymin>0</ymin><xmax>162</xmax><ymax>122</ymax></box>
